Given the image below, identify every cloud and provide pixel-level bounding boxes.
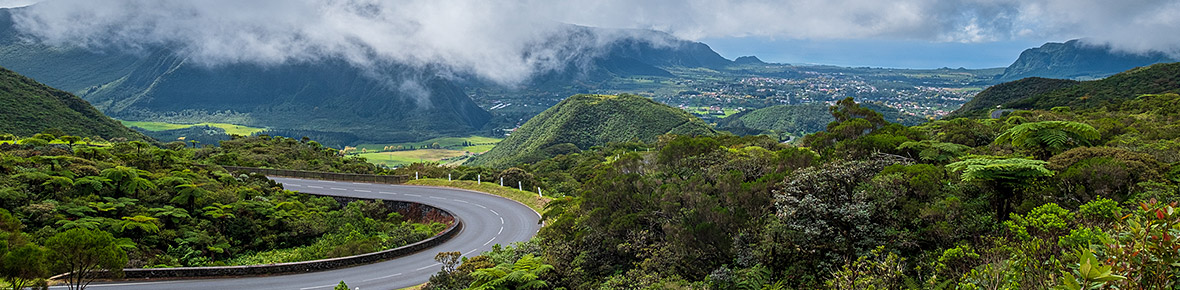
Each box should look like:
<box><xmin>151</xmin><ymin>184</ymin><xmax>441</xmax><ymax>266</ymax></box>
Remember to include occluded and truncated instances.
<box><xmin>8</xmin><ymin>0</ymin><xmax>1180</xmax><ymax>88</ymax></box>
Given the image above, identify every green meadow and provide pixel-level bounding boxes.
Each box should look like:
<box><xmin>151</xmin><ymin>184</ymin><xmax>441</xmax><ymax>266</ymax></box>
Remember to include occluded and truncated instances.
<box><xmin>119</xmin><ymin>120</ymin><xmax>266</xmax><ymax>136</ymax></box>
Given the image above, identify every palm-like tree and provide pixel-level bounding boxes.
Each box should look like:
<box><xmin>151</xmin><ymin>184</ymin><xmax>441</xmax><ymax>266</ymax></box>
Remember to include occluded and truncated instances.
<box><xmin>119</xmin><ymin>215</ymin><xmax>160</xmax><ymax>233</ymax></box>
<box><xmin>73</xmin><ymin>176</ymin><xmax>112</xmax><ymax>196</ymax></box>
<box><xmin>101</xmin><ymin>166</ymin><xmax>157</xmax><ymax>197</ymax></box>
<box><xmin>994</xmin><ymin>121</ymin><xmax>1099</xmax><ymax>159</ymax></box>
<box><xmin>947</xmin><ymin>157</ymin><xmax>1054</xmax><ymax>221</ymax></box>
<box><xmin>469</xmin><ymin>254</ymin><xmax>554</xmax><ymax>290</ymax></box>
<box><xmin>171</xmin><ymin>183</ymin><xmax>209</xmax><ymax>211</ymax></box>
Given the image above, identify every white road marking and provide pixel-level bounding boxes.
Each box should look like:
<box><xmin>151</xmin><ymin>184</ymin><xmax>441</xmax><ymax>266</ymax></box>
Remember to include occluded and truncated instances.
<box><xmin>483</xmin><ymin>237</ymin><xmax>496</xmax><ymax>246</ymax></box>
<box><xmin>490</xmin><ymin>210</ymin><xmax>500</xmax><ymax>216</ymax></box>
<box><xmin>330</xmin><ymin>187</ymin><xmax>346</xmax><ymax>190</ymax></box>
<box><xmin>415</xmin><ymin>263</ymin><xmax>441</xmax><ymax>271</ymax></box>
<box><xmin>287</xmin><ymin>184</ymin><xmax>302</xmax><ymax>187</ymax></box>
<box><xmin>498</xmin><ymin>226</ymin><xmax>504</xmax><ymax>235</ymax></box>
<box><xmin>354</xmin><ymin>189</ymin><xmax>372</xmax><ymax>193</ymax></box>
<box><xmin>307</xmin><ymin>185</ymin><xmax>323</xmax><ymax>189</ymax></box>
<box><xmin>454</xmin><ymin>199</ymin><xmax>470</xmax><ymax>203</ymax></box>
<box><xmin>361</xmin><ymin>272</ymin><xmax>403</xmax><ymax>282</ymax></box>
<box><xmin>299</xmin><ymin>284</ymin><xmax>336</xmax><ymax>290</ymax></box>
<box><xmin>405</xmin><ymin>194</ymin><xmax>422</xmax><ymax>197</ymax></box>
<box><xmin>500</xmin><ymin>217</ymin><xmax>505</xmax><ymax>224</ymax></box>
<box><xmin>380</xmin><ymin>191</ymin><xmax>397</xmax><ymax>195</ymax></box>
<box><xmin>465</xmin><ymin>248</ymin><xmax>479</xmax><ymax>255</ymax></box>
<box><xmin>474</xmin><ymin>204</ymin><xmax>487</xmax><ymax>209</ymax></box>
<box><xmin>429</xmin><ymin>196</ymin><xmax>447</xmax><ymax>200</ymax></box>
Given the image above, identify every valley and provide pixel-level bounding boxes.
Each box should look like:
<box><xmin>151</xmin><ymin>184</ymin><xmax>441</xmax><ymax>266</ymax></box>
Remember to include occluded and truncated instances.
<box><xmin>2</xmin><ymin>2</ymin><xmax>1180</xmax><ymax>290</ymax></box>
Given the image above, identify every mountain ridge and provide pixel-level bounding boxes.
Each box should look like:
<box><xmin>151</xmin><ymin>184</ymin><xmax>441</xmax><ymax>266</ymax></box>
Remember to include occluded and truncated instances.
<box><xmin>998</xmin><ymin>39</ymin><xmax>1177</xmax><ymax>82</ymax></box>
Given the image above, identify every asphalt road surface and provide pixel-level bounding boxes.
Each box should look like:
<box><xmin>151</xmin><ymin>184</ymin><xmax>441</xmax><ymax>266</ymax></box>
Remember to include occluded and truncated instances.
<box><xmin>70</xmin><ymin>177</ymin><xmax>542</xmax><ymax>290</ymax></box>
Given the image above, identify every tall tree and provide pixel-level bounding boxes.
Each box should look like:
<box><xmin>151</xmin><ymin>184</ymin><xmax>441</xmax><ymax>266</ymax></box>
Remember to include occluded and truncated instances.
<box><xmin>1</xmin><ymin>243</ymin><xmax>49</xmax><ymax>289</ymax></box>
<box><xmin>946</xmin><ymin>157</ymin><xmax>1054</xmax><ymax>220</ymax></box>
<box><xmin>44</xmin><ymin>228</ymin><xmax>128</xmax><ymax>290</ymax></box>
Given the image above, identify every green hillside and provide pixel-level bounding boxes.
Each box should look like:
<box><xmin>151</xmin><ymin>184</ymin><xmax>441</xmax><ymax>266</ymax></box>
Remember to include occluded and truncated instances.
<box><xmin>0</xmin><ymin>66</ymin><xmax>149</xmax><ymax>141</ymax></box>
<box><xmin>947</xmin><ymin>77</ymin><xmax>1080</xmax><ymax>118</ymax></box>
<box><xmin>719</xmin><ymin>102</ymin><xmax>926</xmax><ymax>140</ymax></box>
<box><xmin>467</xmin><ymin>94</ymin><xmax>717</xmax><ymax>168</ymax></box>
<box><xmin>950</xmin><ymin>62</ymin><xmax>1180</xmax><ymax>118</ymax></box>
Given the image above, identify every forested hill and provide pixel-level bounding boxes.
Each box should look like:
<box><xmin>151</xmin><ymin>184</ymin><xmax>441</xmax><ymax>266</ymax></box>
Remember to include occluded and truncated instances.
<box><xmin>950</xmin><ymin>62</ymin><xmax>1180</xmax><ymax>118</ymax></box>
<box><xmin>998</xmin><ymin>39</ymin><xmax>1177</xmax><ymax>82</ymax></box>
<box><xmin>718</xmin><ymin>101</ymin><xmax>926</xmax><ymax>140</ymax></box>
<box><xmin>466</xmin><ymin>94</ymin><xmax>717</xmax><ymax>168</ymax></box>
<box><xmin>948</xmin><ymin>77</ymin><xmax>1081</xmax><ymax>118</ymax></box>
<box><xmin>0</xmin><ymin>66</ymin><xmax>149</xmax><ymax>141</ymax></box>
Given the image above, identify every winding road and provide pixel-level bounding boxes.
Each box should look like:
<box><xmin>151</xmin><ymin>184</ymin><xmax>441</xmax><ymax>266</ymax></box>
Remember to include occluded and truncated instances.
<box><xmin>74</xmin><ymin>177</ymin><xmax>543</xmax><ymax>290</ymax></box>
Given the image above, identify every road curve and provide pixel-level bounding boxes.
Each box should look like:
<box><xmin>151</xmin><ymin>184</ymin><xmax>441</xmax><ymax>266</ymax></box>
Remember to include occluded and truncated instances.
<box><xmin>76</xmin><ymin>177</ymin><xmax>542</xmax><ymax>290</ymax></box>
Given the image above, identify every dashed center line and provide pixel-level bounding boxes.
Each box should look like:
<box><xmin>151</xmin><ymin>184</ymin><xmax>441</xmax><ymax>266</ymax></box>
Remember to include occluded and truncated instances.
<box><xmin>299</xmin><ymin>284</ymin><xmax>336</xmax><ymax>290</ymax></box>
<box><xmin>483</xmin><ymin>237</ymin><xmax>496</xmax><ymax>246</ymax></box>
<box><xmin>490</xmin><ymin>209</ymin><xmax>500</xmax><ymax>216</ymax></box>
<box><xmin>498</xmin><ymin>226</ymin><xmax>504</xmax><ymax>235</ymax></box>
<box><xmin>380</xmin><ymin>191</ymin><xmax>397</xmax><ymax>195</ymax></box>
<box><xmin>405</xmin><ymin>194</ymin><xmax>422</xmax><ymax>197</ymax></box>
<box><xmin>454</xmin><ymin>199</ymin><xmax>470</xmax><ymax>203</ymax></box>
<box><xmin>354</xmin><ymin>189</ymin><xmax>372</xmax><ymax>193</ymax></box>
<box><xmin>500</xmin><ymin>217</ymin><xmax>505</xmax><ymax>224</ymax></box>
<box><xmin>415</xmin><ymin>263</ymin><xmax>441</xmax><ymax>271</ymax></box>
<box><xmin>361</xmin><ymin>272</ymin><xmax>403</xmax><ymax>282</ymax></box>
<box><xmin>429</xmin><ymin>196</ymin><xmax>447</xmax><ymax>200</ymax></box>
<box><xmin>307</xmin><ymin>185</ymin><xmax>323</xmax><ymax>189</ymax></box>
<box><xmin>329</xmin><ymin>187</ymin><xmax>346</xmax><ymax>190</ymax></box>
<box><xmin>286</xmin><ymin>184</ymin><xmax>302</xmax><ymax>187</ymax></box>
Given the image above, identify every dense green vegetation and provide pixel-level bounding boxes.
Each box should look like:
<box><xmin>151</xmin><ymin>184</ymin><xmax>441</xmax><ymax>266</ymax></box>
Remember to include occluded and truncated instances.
<box><xmin>409</xmin><ymin>84</ymin><xmax>1180</xmax><ymax>289</ymax></box>
<box><xmin>0</xmin><ymin>66</ymin><xmax>149</xmax><ymax>142</ymax></box>
<box><xmin>195</xmin><ymin>135</ymin><xmax>382</xmax><ymax>174</ymax></box>
<box><xmin>0</xmin><ymin>134</ymin><xmax>442</xmax><ymax>288</ymax></box>
<box><xmin>951</xmin><ymin>62</ymin><xmax>1180</xmax><ymax>118</ymax></box>
<box><xmin>949</xmin><ymin>77</ymin><xmax>1080</xmax><ymax>118</ymax></box>
<box><xmin>719</xmin><ymin>101</ymin><xmax>926</xmax><ymax>140</ymax></box>
<box><xmin>467</xmin><ymin>94</ymin><xmax>717</xmax><ymax>168</ymax></box>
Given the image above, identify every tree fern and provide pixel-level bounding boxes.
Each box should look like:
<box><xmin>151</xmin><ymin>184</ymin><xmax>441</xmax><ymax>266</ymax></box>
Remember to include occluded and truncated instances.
<box><xmin>994</xmin><ymin>121</ymin><xmax>1099</xmax><ymax>158</ymax></box>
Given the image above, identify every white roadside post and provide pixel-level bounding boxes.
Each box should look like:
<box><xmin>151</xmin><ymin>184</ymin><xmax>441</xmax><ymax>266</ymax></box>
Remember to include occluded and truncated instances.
<box><xmin>537</xmin><ymin>187</ymin><xmax>542</xmax><ymax>197</ymax></box>
<box><xmin>415</xmin><ymin>172</ymin><xmax>419</xmax><ymax>180</ymax></box>
<box><xmin>518</xmin><ymin>181</ymin><xmax>522</xmax><ymax>191</ymax></box>
<box><xmin>448</xmin><ymin>173</ymin><xmax>451</xmax><ymax>181</ymax></box>
<box><xmin>478</xmin><ymin>174</ymin><xmax>481</xmax><ymax>185</ymax></box>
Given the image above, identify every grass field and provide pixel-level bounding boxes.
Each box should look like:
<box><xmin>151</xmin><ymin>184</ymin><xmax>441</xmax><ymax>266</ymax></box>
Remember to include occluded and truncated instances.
<box><xmin>356</xmin><ymin>136</ymin><xmax>501</xmax><ymax>152</ymax></box>
<box><xmin>357</xmin><ymin>149</ymin><xmax>471</xmax><ymax>167</ymax></box>
<box><xmin>119</xmin><ymin>120</ymin><xmax>266</xmax><ymax>136</ymax></box>
<box><xmin>354</xmin><ymin>136</ymin><xmax>501</xmax><ymax>167</ymax></box>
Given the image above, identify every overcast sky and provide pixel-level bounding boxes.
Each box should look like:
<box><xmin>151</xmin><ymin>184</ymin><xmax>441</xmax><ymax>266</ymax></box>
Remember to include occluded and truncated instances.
<box><xmin>5</xmin><ymin>0</ymin><xmax>1178</xmax><ymax>79</ymax></box>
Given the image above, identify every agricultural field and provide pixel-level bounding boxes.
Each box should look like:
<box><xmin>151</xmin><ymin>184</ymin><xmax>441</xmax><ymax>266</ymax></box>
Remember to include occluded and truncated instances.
<box><xmin>119</xmin><ymin>120</ymin><xmax>267</xmax><ymax>136</ymax></box>
<box><xmin>352</xmin><ymin>136</ymin><xmax>502</xmax><ymax>167</ymax></box>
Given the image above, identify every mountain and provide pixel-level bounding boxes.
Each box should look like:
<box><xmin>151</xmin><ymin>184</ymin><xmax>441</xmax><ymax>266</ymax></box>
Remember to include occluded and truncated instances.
<box><xmin>998</xmin><ymin>39</ymin><xmax>1177</xmax><ymax>82</ymax></box>
<box><xmin>733</xmin><ymin>56</ymin><xmax>766</xmax><ymax>65</ymax></box>
<box><xmin>0</xmin><ymin>66</ymin><xmax>149</xmax><ymax>141</ymax></box>
<box><xmin>718</xmin><ymin>102</ymin><xmax>926</xmax><ymax>139</ymax></box>
<box><xmin>517</xmin><ymin>26</ymin><xmax>733</xmax><ymax>87</ymax></box>
<box><xmin>467</xmin><ymin>94</ymin><xmax>717</xmax><ymax>168</ymax></box>
<box><xmin>0</xmin><ymin>9</ymin><xmax>489</xmax><ymax>145</ymax></box>
<box><xmin>950</xmin><ymin>62</ymin><xmax>1180</xmax><ymax>117</ymax></box>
